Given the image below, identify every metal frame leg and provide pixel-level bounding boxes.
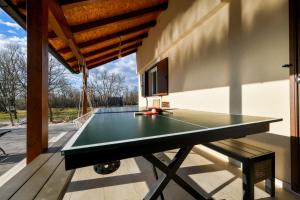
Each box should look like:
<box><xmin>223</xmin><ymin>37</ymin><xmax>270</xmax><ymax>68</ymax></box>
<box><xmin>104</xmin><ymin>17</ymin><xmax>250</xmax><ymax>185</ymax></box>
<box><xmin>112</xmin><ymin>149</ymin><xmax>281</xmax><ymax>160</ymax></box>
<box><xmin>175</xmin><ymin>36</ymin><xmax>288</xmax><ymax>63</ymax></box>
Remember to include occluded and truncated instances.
<box><xmin>143</xmin><ymin>146</ymin><xmax>206</xmax><ymax>200</ymax></box>
<box><xmin>152</xmin><ymin>164</ymin><xmax>165</xmax><ymax>200</ymax></box>
<box><xmin>0</xmin><ymin>147</ymin><xmax>5</xmax><ymax>155</ymax></box>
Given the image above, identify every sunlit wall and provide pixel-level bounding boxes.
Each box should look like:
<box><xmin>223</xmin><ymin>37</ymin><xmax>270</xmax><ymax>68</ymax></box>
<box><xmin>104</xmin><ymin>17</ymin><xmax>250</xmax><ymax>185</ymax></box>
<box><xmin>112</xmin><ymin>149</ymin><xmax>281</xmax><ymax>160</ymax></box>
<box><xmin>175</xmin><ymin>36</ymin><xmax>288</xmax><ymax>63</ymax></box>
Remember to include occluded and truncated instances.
<box><xmin>137</xmin><ymin>0</ymin><xmax>290</xmax><ymax>183</ymax></box>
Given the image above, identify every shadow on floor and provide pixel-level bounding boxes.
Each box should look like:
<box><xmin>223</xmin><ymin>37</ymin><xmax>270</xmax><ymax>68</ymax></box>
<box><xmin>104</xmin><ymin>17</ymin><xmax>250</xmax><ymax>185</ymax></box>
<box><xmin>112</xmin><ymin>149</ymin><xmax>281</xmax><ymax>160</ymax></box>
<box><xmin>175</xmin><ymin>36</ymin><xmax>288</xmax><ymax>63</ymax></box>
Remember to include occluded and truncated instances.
<box><xmin>0</xmin><ymin>153</ymin><xmax>25</xmax><ymax>164</ymax></box>
<box><xmin>65</xmin><ymin>150</ymin><xmax>300</xmax><ymax>200</ymax></box>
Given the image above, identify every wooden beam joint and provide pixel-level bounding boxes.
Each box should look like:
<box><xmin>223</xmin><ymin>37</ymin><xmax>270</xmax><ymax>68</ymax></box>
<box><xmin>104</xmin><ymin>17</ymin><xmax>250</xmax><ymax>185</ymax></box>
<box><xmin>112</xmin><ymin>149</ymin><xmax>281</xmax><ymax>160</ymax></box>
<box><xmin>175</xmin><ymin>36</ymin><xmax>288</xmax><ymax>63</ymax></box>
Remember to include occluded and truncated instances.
<box><xmin>48</xmin><ymin>0</ymin><xmax>84</xmax><ymax>62</ymax></box>
<box><xmin>67</xmin><ymin>33</ymin><xmax>147</xmax><ymax>63</ymax></box>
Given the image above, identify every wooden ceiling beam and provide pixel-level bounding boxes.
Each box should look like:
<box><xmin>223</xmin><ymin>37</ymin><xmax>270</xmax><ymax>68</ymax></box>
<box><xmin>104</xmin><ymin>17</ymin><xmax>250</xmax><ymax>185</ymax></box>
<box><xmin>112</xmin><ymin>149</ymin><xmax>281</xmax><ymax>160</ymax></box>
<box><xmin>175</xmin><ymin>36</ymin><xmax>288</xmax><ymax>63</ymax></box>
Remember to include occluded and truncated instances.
<box><xmin>87</xmin><ymin>50</ymin><xmax>137</xmax><ymax>70</ymax></box>
<box><xmin>15</xmin><ymin>0</ymin><xmax>88</xmax><ymax>9</ymax></box>
<box><xmin>56</xmin><ymin>20</ymin><xmax>156</xmax><ymax>54</ymax></box>
<box><xmin>48</xmin><ymin>0</ymin><xmax>83</xmax><ymax>61</ymax></box>
<box><xmin>85</xmin><ymin>42</ymin><xmax>141</xmax><ymax>66</ymax></box>
<box><xmin>59</xmin><ymin>0</ymin><xmax>88</xmax><ymax>5</ymax></box>
<box><xmin>78</xmin><ymin>40</ymin><xmax>141</xmax><ymax>64</ymax></box>
<box><xmin>14</xmin><ymin>0</ymin><xmax>27</xmax><ymax>9</ymax></box>
<box><xmin>49</xmin><ymin>2</ymin><xmax>167</xmax><ymax>39</ymax></box>
<box><xmin>66</xmin><ymin>33</ymin><xmax>147</xmax><ymax>63</ymax></box>
<box><xmin>72</xmin><ymin>2</ymin><xmax>167</xmax><ymax>33</ymax></box>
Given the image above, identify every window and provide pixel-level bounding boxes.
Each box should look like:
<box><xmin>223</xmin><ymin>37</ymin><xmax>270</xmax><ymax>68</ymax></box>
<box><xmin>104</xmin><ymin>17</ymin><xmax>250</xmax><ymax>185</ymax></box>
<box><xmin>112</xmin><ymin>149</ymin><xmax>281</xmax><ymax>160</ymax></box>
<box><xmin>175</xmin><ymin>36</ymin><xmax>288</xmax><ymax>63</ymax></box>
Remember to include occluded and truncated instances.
<box><xmin>141</xmin><ymin>58</ymin><xmax>168</xmax><ymax>97</ymax></box>
<box><xmin>148</xmin><ymin>67</ymin><xmax>157</xmax><ymax>96</ymax></box>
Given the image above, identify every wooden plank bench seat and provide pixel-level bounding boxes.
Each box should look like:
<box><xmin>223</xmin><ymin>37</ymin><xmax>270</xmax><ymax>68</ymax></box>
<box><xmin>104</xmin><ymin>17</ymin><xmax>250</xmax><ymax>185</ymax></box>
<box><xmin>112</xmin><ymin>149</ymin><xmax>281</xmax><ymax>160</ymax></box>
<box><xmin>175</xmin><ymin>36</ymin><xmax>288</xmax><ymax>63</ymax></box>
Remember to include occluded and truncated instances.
<box><xmin>0</xmin><ymin>131</ymin><xmax>75</xmax><ymax>200</ymax></box>
<box><xmin>203</xmin><ymin>139</ymin><xmax>275</xmax><ymax>200</ymax></box>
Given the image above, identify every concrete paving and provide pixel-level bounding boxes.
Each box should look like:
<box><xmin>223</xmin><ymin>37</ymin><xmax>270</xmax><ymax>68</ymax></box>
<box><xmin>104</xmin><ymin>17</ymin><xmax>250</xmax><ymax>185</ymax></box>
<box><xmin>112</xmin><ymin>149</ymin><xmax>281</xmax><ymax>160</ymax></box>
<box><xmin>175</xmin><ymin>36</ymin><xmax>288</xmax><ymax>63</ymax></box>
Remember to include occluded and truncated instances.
<box><xmin>0</xmin><ymin>123</ymin><xmax>78</xmax><ymax>176</ymax></box>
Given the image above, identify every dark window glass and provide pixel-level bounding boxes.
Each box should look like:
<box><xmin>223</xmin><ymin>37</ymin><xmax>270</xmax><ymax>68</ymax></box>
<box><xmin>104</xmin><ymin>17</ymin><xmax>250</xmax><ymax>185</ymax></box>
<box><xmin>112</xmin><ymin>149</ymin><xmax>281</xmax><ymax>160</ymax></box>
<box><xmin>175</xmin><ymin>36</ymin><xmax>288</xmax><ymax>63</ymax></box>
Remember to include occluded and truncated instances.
<box><xmin>152</xmin><ymin>70</ymin><xmax>157</xmax><ymax>95</ymax></box>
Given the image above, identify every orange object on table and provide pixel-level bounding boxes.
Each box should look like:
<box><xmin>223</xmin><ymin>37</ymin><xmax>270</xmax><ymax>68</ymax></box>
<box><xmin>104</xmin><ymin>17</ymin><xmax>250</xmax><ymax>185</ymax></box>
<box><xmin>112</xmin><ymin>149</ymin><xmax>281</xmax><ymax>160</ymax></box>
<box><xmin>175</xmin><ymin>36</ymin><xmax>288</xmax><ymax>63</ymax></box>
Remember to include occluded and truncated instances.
<box><xmin>143</xmin><ymin>111</ymin><xmax>159</xmax><ymax>115</ymax></box>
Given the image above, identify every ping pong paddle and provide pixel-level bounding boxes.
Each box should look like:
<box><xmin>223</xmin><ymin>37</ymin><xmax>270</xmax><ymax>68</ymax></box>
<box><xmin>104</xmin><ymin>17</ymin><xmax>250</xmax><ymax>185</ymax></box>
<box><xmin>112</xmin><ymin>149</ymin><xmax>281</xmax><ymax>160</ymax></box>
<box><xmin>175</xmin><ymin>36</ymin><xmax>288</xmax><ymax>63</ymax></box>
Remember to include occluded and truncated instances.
<box><xmin>143</xmin><ymin>111</ymin><xmax>159</xmax><ymax>115</ymax></box>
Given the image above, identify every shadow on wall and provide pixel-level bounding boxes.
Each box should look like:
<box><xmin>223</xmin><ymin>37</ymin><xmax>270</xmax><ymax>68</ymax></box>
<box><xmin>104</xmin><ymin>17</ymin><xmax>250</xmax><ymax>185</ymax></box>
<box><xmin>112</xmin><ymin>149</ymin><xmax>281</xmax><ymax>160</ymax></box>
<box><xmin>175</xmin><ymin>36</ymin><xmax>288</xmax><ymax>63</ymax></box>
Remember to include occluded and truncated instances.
<box><xmin>139</xmin><ymin>0</ymin><xmax>289</xmax><ymax>113</ymax></box>
<box><xmin>169</xmin><ymin>0</ymin><xmax>288</xmax><ymax>100</ymax></box>
<box><xmin>168</xmin><ymin>0</ymin><xmax>288</xmax><ymax>88</ymax></box>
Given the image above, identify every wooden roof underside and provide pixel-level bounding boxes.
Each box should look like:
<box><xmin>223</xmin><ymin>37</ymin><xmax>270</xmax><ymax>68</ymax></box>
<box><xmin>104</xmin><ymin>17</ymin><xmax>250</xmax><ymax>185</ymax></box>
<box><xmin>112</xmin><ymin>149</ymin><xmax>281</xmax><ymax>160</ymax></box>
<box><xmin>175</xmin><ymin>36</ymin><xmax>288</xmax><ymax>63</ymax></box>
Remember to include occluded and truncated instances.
<box><xmin>1</xmin><ymin>0</ymin><xmax>168</xmax><ymax>73</ymax></box>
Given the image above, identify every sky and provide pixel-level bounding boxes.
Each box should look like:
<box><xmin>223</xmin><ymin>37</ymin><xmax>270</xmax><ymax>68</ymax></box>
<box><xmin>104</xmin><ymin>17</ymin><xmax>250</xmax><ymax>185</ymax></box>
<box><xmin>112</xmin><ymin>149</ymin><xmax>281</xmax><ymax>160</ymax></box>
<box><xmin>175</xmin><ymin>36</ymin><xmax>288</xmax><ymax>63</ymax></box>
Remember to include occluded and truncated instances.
<box><xmin>0</xmin><ymin>8</ymin><xmax>138</xmax><ymax>90</ymax></box>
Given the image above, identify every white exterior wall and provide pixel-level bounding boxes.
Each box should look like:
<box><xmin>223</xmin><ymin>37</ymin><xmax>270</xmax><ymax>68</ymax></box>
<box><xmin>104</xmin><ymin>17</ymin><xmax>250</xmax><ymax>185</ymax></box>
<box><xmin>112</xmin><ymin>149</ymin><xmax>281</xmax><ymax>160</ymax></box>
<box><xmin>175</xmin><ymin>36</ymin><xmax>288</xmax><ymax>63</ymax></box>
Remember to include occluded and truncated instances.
<box><xmin>136</xmin><ymin>0</ymin><xmax>291</xmax><ymax>183</ymax></box>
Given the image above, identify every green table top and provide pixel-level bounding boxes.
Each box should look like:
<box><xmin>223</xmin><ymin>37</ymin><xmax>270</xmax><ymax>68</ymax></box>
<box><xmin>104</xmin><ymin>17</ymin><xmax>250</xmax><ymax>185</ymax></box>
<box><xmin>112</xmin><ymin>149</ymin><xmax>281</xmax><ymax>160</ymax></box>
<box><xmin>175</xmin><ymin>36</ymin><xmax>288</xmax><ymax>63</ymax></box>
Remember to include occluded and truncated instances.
<box><xmin>95</xmin><ymin>106</ymin><xmax>142</xmax><ymax>113</ymax></box>
<box><xmin>62</xmin><ymin>108</ymin><xmax>281</xmax><ymax>153</ymax></box>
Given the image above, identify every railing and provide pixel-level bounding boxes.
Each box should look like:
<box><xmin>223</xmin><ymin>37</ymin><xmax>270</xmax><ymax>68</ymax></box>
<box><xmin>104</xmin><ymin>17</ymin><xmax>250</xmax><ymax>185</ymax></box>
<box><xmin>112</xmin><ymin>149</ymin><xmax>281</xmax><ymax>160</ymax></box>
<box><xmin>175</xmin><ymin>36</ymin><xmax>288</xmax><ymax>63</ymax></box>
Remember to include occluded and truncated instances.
<box><xmin>72</xmin><ymin>111</ymin><xmax>93</xmax><ymax>129</ymax></box>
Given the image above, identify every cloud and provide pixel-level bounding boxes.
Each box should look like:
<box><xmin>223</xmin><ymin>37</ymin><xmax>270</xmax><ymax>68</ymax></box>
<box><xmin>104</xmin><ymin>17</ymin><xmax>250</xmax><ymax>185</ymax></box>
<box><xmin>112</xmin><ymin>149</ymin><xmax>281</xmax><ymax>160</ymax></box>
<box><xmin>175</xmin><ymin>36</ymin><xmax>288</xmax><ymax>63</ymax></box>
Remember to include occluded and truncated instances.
<box><xmin>7</xmin><ymin>29</ymin><xmax>17</xmax><ymax>34</ymax></box>
<box><xmin>0</xmin><ymin>19</ymin><xmax>21</xmax><ymax>29</ymax></box>
<box><xmin>93</xmin><ymin>54</ymin><xmax>137</xmax><ymax>74</ymax></box>
<box><xmin>0</xmin><ymin>33</ymin><xmax>27</xmax><ymax>49</ymax></box>
<box><xmin>65</xmin><ymin>73</ymin><xmax>82</xmax><ymax>89</ymax></box>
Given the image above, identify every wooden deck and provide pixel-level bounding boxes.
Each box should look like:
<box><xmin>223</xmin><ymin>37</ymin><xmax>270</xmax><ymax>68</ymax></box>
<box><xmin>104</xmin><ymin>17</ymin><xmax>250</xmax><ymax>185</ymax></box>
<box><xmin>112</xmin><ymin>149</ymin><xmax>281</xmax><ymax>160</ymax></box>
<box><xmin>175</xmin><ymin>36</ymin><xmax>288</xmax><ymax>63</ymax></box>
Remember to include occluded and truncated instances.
<box><xmin>63</xmin><ymin>148</ymin><xmax>300</xmax><ymax>200</ymax></box>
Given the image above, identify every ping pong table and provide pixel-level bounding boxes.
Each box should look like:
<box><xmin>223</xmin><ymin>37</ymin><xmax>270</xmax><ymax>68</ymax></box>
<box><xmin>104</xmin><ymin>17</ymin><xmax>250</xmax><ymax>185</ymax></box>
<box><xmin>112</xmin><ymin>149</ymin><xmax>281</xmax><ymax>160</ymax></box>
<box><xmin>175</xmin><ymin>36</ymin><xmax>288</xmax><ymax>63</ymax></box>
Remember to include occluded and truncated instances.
<box><xmin>62</xmin><ymin>107</ymin><xmax>281</xmax><ymax>200</ymax></box>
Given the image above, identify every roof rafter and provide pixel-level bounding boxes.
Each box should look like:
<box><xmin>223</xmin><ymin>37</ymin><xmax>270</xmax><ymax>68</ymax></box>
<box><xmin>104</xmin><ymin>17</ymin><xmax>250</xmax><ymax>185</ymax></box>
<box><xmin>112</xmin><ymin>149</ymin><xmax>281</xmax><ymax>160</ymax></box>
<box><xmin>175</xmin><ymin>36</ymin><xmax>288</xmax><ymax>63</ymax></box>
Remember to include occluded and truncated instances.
<box><xmin>86</xmin><ymin>43</ymin><xmax>141</xmax><ymax>66</ymax></box>
<box><xmin>59</xmin><ymin>0</ymin><xmax>88</xmax><ymax>5</ymax></box>
<box><xmin>87</xmin><ymin>50</ymin><xmax>137</xmax><ymax>70</ymax></box>
<box><xmin>15</xmin><ymin>0</ymin><xmax>88</xmax><ymax>9</ymax></box>
<box><xmin>48</xmin><ymin>0</ymin><xmax>84</xmax><ymax>62</ymax></box>
<box><xmin>77</xmin><ymin>40</ymin><xmax>141</xmax><ymax>65</ymax></box>
<box><xmin>49</xmin><ymin>2</ymin><xmax>167</xmax><ymax>39</ymax></box>
<box><xmin>56</xmin><ymin>20</ymin><xmax>156</xmax><ymax>54</ymax></box>
<box><xmin>66</xmin><ymin>33</ymin><xmax>148</xmax><ymax>63</ymax></box>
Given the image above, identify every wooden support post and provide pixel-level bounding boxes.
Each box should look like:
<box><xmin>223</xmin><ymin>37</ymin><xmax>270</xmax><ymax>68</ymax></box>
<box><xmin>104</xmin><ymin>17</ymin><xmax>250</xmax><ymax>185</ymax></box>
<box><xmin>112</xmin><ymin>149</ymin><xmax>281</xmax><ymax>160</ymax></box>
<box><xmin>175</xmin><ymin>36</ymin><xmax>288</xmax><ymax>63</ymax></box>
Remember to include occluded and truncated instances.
<box><xmin>290</xmin><ymin>0</ymin><xmax>300</xmax><ymax>193</ymax></box>
<box><xmin>27</xmin><ymin>0</ymin><xmax>49</xmax><ymax>163</ymax></box>
<box><xmin>82</xmin><ymin>67</ymin><xmax>88</xmax><ymax>115</ymax></box>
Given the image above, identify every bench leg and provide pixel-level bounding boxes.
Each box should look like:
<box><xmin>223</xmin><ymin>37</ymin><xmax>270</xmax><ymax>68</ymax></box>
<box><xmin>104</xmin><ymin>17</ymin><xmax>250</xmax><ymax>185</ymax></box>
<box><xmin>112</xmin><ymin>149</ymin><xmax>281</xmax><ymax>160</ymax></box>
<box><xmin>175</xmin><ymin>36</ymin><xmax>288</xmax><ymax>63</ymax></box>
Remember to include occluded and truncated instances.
<box><xmin>243</xmin><ymin>163</ymin><xmax>254</xmax><ymax>200</ymax></box>
<box><xmin>265</xmin><ymin>157</ymin><xmax>275</xmax><ymax>197</ymax></box>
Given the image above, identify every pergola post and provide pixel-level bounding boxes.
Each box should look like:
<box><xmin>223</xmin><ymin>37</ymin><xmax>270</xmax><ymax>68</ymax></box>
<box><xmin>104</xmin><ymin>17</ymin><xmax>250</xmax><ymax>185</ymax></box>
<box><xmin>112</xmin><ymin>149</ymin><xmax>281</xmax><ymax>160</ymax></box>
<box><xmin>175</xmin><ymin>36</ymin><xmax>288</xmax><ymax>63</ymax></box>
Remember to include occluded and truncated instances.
<box><xmin>82</xmin><ymin>67</ymin><xmax>88</xmax><ymax>115</ymax></box>
<box><xmin>27</xmin><ymin>0</ymin><xmax>49</xmax><ymax>163</ymax></box>
<box><xmin>290</xmin><ymin>0</ymin><xmax>300</xmax><ymax>193</ymax></box>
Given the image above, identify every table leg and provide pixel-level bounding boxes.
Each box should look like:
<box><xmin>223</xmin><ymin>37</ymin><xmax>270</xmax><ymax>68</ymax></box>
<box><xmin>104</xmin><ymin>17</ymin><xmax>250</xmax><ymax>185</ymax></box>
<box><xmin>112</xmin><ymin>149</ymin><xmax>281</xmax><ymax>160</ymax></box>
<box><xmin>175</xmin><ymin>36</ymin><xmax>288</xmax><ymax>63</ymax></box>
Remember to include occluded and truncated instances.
<box><xmin>0</xmin><ymin>147</ymin><xmax>5</xmax><ymax>155</ymax></box>
<box><xmin>143</xmin><ymin>146</ymin><xmax>207</xmax><ymax>200</ymax></box>
<box><xmin>152</xmin><ymin>164</ymin><xmax>165</xmax><ymax>200</ymax></box>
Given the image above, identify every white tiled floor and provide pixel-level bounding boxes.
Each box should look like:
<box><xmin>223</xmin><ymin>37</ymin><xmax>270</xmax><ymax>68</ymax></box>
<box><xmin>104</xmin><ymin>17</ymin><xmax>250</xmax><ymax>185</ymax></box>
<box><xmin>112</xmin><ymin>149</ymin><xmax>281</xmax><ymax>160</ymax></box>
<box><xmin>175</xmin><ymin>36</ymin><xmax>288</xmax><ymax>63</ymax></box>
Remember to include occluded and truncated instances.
<box><xmin>63</xmin><ymin>149</ymin><xmax>300</xmax><ymax>200</ymax></box>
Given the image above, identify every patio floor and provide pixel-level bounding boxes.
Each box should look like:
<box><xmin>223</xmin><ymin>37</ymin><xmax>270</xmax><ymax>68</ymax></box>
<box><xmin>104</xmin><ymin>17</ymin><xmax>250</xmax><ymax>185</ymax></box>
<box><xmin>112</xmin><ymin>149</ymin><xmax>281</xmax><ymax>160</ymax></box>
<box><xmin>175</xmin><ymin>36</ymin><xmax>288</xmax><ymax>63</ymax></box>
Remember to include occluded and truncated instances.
<box><xmin>0</xmin><ymin>123</ymin><xmax>77</xmax><ymax>176</ymax></box>
<box><xmin>63</xmin><ymin>147</ymin><xmax>300</xmax><ymax>200</ymax></box>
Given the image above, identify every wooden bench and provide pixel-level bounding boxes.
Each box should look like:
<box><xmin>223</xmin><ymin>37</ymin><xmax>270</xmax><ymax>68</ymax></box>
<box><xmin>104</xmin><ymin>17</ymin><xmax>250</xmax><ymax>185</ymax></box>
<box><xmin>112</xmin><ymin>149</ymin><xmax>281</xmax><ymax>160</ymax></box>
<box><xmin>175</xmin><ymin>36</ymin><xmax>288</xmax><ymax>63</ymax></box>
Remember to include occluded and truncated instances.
<box><xmin>0</xmin><ymin>131</ymin><xmax>75</xmax><ymax>200</ymax></box>
<box><xmin>153</xmin><ymin>139</ymin><xmax>275</xmax><ymax>200</ymax></box>
<box><xmin>203</xmin><ymin>139</ymin><xmax>275</xmax><ymax>200</ymax></box>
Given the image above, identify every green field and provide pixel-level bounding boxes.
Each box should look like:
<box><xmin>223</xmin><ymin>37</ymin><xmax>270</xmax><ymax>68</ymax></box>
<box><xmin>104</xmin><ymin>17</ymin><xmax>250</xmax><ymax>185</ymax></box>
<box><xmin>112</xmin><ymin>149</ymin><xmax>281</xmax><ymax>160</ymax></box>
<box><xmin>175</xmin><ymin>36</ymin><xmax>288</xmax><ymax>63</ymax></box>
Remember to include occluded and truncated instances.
<box><xmin>0</xmin><ymin>108</ymin><xmax>82</xmax><ymax>123</ymax></box>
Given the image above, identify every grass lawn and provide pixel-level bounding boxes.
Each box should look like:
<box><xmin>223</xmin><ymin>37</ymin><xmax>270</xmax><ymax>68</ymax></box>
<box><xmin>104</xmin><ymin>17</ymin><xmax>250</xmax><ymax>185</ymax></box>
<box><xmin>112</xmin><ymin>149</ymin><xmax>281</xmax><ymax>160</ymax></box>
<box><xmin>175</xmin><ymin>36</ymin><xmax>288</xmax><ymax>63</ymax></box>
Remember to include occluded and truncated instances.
<box><xmin>50</xmin><ymin>108</ymin><xmax>82</xmax><ymax>122</ymax></box>
<box><xmin>0</xmin><ymin>108</ymin><xmax>82</xmax><ymax>123</ymax></box>
<box><xmin>0</xmin><ymin>110</ymin><xmax>26</xmax><ymax>122</ymax></box>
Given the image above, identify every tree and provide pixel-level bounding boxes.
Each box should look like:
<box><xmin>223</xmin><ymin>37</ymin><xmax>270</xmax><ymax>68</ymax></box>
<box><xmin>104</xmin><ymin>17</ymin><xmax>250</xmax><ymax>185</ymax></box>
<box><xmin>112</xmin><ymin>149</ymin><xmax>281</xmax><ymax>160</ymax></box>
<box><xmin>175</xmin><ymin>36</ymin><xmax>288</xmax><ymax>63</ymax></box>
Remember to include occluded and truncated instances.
<box><xmin>48</xmin><ymin>56</ymin><xmax>70</xmax><ymax>122</ymax></box>
<box><xmin>123</xmin><ymin>86</ymin><xmax>138</xmax><ymax>105</ymax></box>
<box><xmin>16</xmin><ymin>50</ymin><xmax>73</xmax><ymax>122</ymax></box>
<box><xmin>0</xmin><ymin>44</ymin><xmax>25</xmax><ymax>125</ymax></box>
<box><xmin>89</xmin><ymin>70</ymin><xmax>127</xmax><ymax>106</ymax></box>
<box><xmin>88</xmin><ymin>70</ymin><xmax>138</xmax><ymax>107</ymax></box>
